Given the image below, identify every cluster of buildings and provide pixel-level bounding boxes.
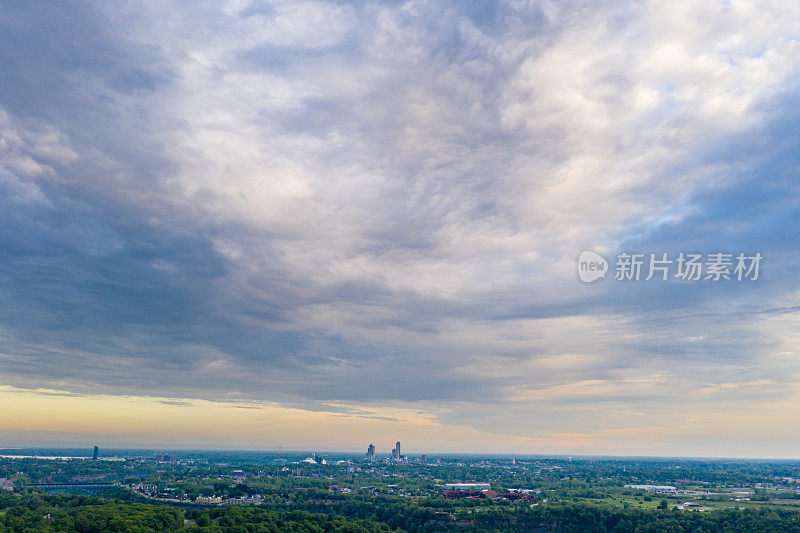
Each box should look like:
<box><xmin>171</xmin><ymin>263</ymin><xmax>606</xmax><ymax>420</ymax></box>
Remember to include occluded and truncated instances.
<box><xmin>624</xmin><ymin>484</ymin><xmax>677</xmax><ymax>494</ymax></box>
<box><xmin>365</xmin><ymin>442</ymin><xmax>404</xmax><ymax>461</ymax></box>
<box><xmin>220</xmin><ymin>494</ymin><xmax>263</xmax><ymax>505</ymax></box>
<box><xmin>194</xmin><ymin>495</ymin><xmax>264</xmax><ymax>505</ymax></box>
<box><xmin>132</xmin><ymin>483</ymin><xmax>160</xmax><ymax>494</ymax></box>
<box><xmin>390</xmin><ymin>442</ymin><xmax>403</xmax><ymax>462</ymax></box>
<box><xmin>90</xmin><ymin>445</ymin><xmax>175</xmax><ymax>463</ymax></box>
<box><xmin>364</xmin><ymin>441</ymin><xmax>426</xmax><ymax>464</ymax></box>
<box><xmin>439</xmin><ymin>484</ymin><xmax>540</xmax><ymax>501</ymax></box>
<box><xmin>300</xmin><ymin>452</ymin><xmax>327</xmax><ymax>465</ymax></box>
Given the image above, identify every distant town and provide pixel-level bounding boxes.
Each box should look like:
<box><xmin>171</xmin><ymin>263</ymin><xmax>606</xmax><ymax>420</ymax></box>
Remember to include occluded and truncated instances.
<box><xmin>3</xmin><ymin>446</ymin><xmax>800</xmax><ymax>530</ymax></box>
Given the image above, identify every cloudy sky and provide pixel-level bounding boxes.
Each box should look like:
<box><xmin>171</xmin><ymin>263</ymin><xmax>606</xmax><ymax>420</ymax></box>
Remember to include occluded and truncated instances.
<box><xmin>1</xmin><ymin>0</ymin><xmax>799</xmax><ymax>456</ymax></box>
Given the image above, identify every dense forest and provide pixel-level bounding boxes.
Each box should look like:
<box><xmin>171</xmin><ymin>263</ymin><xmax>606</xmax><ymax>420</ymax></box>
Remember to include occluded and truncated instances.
<box><xmin>0</xmin><ymin>493</ymin><xmax>390</xmax><ymax>532</ymax></box>
<box><xmin>3</xmin><ymin>491</ymin><xmax>800</xmax><ymax>532</ymax></box>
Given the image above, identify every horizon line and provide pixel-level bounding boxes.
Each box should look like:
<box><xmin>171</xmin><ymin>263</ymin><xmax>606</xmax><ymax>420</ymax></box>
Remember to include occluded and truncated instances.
<box><xmin>2</xmin><ymin>446</ymin><xmax>799</xmax><ymax>462</ymax></box>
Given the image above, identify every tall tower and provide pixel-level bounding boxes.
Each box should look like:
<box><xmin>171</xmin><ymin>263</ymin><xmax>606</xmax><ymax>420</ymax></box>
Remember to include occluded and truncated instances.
<box><xmin>92</xmin><ymin>446</ymin><xmax>99</xmax><ymax>460</ymax></box>
<box><xmin>366</xmin><ymin>443</ymin><xmax>375</xmax><ymax>460</ymax></box>
<box><xmin>395</xmin><ymin>441</ymin><xmax>401</xmax><ymax>460</ymax></box>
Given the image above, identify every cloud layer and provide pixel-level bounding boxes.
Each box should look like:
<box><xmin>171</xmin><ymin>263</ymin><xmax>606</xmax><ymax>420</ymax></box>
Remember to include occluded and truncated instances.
<box><xmin>1</xmin><ymin>0</ymin><xmax>800</xmax><ymax>455</ymax></box>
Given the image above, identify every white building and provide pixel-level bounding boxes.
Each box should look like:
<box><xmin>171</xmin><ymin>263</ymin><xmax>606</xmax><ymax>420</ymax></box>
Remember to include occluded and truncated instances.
<box><xmin>443</xmin><ymin>483</ymin><xmax>491</xmax><ymax>490</ymax></box>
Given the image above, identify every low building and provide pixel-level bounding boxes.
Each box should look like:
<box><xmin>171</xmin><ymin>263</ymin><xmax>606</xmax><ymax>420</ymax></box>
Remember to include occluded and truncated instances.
<box><xmin>498</xmin><ymin>492</ymin><xmax>535</xmax><ymax>501</ymax></box>
<box><xmin>441</xmin><ymin>490</ymin><xmax>484</xmax><ymax>499</ymax></box>
<box><xmin>442</xmin><ymin>483</ymin><xmax>491</xmax><ymax>491</ymax></box>
<box><xmin>195</xmin><ymin>496</ymin><xmax>223</xmax><ymax>504</ymax></box>
<box><xmin>441</xmin><ymin>489</ymin><xmax>498</xmax><ymax>499</ymax></box>
<box><xmin>625</xmin><ymin>484</ymin><xmax>677</xmax><ymax>494</ymax></box>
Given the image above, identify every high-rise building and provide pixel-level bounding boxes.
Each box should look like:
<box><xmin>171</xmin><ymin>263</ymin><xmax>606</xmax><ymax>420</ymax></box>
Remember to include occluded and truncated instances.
<box><xmin>392</xmin><ymin>441</ymin><xmax>401</xmax><ymax>461</ymax></box>
<box><xmin>366</xmin><ymin>443</ymin><xmax>375</xmax><ymax>460</ymax></box>
<box><xmin>92</xmin><ymin>446</ymin><xmax>99</xmax><ymax>460</ymax></box>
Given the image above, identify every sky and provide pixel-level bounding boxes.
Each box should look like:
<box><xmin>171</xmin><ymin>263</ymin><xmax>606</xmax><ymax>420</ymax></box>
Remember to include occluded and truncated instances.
<box><xmin>1</xmin><ymin>0</ymin><xmax>799</xmax><ymax>457</ymax></box>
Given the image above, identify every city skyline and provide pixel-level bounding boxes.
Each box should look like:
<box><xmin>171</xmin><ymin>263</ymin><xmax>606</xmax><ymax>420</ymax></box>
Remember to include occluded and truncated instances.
<box><xmin>1</xmin><ymin>1</ymin><xmax>800</xmax><ymax>458</ymax></box>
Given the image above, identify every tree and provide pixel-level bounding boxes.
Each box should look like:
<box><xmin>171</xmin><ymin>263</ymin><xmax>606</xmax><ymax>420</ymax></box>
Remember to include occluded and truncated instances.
<box><xmin>196</xmin><ymin>512</ymin><xmax>211</xmax><ymax>527</ymax></box>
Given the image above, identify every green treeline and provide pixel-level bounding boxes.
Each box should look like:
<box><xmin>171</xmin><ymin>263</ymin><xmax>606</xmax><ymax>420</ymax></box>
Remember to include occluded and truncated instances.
<box><xmin>0</xmin><ymin>493</ymin><xmax>390</xmax><ymax>533</ymax></box>
<box><xmin>3</xmin><ymin>491</ymin><xmax>800</xmax><ymax>532</ymax></box>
